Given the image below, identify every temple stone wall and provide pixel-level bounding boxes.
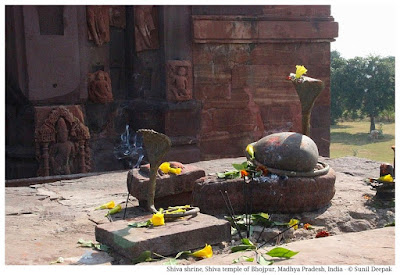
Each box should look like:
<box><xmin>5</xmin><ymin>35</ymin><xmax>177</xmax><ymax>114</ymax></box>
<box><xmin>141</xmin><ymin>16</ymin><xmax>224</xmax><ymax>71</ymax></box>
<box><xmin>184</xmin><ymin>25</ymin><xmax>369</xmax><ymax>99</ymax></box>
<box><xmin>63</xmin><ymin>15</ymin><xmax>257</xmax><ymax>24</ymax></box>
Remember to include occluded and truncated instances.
<box><xmin>192</xmin><ymin>6</ymin><xmax>337</xmax><ymax>159</ymax></box>
<box><xmin>5</xmin><ymin>5</ymin><xmax>337</xmax><ymax>179</ymax></box>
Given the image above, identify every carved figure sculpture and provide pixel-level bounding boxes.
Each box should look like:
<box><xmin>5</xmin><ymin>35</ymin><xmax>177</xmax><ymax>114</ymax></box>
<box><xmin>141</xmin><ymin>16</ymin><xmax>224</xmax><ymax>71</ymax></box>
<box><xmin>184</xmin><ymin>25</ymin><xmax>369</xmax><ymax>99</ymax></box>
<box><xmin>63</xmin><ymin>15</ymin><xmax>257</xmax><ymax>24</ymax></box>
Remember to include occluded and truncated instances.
<box><xmin>134</xmin><ymin>6</ymin><xmax>159</xmax><ymax>52</ymax></box>
<box><xmin>35</xmin><ymin>106</ymin><xmax>91</xmax><ymax>177</ymax></box>
<box><xmin>49</xmin><ymin>118</ymin><xmax>76</xmax><ymax>175</ymax></box>
<box><xmin>138</xmin><ymin>129</ymin><xmax>171</xmax><ymax>213</ymax></box>
<box><xmin>87</xmin><ymin>6</ymin><xmax>110</xmax><ymax>46</ymax></box>
<box><xmin>110</xmin><ymin>6</ymin><xmax>126</xmax><ymax>29</ymax></box>
<box><xmin>88</xmin><ymin>70</ymin><xmax>113</xmax><ymax>104</ymax></box>
<box><xmin>166</xmin><ymin>60</ymin><xmax>192</xmax><ymax>101</ymax></box>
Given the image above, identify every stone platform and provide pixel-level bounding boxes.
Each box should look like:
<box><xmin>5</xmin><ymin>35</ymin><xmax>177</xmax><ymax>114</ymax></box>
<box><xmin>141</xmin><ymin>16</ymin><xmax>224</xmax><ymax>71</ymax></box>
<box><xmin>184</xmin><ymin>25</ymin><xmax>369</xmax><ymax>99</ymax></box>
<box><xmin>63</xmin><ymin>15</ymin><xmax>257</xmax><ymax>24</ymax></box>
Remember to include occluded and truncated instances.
<box><xmin>193</xmin><ymin>168</ymin><xmax>336</xmax><ymax>214</ymax></box>
<box><xmin>95</xmin><ymin>213</ymin><xmax>230</xmax><ymax>260</ymax></box>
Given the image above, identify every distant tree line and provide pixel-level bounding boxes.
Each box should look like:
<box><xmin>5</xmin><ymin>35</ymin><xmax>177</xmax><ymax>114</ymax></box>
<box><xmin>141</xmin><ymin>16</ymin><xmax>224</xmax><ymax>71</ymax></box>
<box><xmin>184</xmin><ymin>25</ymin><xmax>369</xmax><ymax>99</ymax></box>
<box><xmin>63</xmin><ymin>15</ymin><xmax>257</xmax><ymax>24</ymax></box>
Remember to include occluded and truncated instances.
<box><xmin>330</xmin><ymin>51</ymin><xmax>395</xmax><ymax>131</ymax></box>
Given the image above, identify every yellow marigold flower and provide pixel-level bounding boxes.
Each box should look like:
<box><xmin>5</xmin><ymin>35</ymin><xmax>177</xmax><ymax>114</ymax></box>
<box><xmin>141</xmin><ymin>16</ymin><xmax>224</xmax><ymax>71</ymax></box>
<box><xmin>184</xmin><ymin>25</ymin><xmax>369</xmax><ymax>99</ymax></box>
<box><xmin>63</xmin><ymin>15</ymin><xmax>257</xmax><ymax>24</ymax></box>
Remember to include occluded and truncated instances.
<box><xmin>378</xmin><ymin>174</ymin><xmax>394</xmax><ymax>182</ymax></box>
<box><xmin>288</xmin><ymin>219</ymin><xmax>299</xmax><ymax>230</ymax></box>
<box><xmin>105</xmin><ymin>204</ymin><xmax>122</xmax><ymax>217</ymax></box>
<box><xmin>169</xmin><ymin>167</ymin><xmax>182</xmax><ymax>175</ymax></box>
<box><xmin>191</xmin><ymin>244</ymin><xmax>213</xmax><ymax>258</ymax></box>
<box><xmin>95</xmin><ymin>200</ymin><xmax>115</xmax><ymax>210</ymax></box>
<box><xmin>295</xmin><ymin>65</ymin><xmax>307</xmax><ymax>79</ymax></box>
<box><xmin>246</xmin><ymin>144</ymin><xmax>255</xmax><ymax>159</ymax></box>
<box><xmin>150</xmin><ymin>212</ymin><xmax>165</xmax><ymax>226</ymax></box>
<box><xmin>159</xmin><ymin>162</ymin><xmax>171</xmax><ymax>174</ymax></box>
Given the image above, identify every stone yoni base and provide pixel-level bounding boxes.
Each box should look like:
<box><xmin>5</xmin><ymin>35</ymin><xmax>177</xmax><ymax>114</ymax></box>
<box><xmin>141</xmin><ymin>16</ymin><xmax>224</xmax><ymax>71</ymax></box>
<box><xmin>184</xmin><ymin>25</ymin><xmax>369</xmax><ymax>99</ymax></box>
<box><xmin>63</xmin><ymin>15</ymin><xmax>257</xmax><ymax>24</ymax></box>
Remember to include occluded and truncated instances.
<box><xmin>95</xmin><ymin>213</ymin><xmax>230</xmax><ymax>260</ymax></box>
<box><xmin>192</xmin><ymin>168</ymin><xmax>336</xmax><ymax>214</ymax></box>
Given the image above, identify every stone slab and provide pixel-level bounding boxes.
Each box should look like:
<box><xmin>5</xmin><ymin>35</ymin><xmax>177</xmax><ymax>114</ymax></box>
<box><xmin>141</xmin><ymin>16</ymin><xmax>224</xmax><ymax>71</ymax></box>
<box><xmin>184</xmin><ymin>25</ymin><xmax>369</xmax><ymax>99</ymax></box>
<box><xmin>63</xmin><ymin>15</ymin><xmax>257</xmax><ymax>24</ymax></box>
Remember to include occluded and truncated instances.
<box><xmin>95</xmin><ymin>213</ymin><xmax>231</xmax><ymax>260</ymax></box>
<box><xmin>127</xmin><ymin>164</ymin><xmax>205</xmax><ymax>204</ymax></box>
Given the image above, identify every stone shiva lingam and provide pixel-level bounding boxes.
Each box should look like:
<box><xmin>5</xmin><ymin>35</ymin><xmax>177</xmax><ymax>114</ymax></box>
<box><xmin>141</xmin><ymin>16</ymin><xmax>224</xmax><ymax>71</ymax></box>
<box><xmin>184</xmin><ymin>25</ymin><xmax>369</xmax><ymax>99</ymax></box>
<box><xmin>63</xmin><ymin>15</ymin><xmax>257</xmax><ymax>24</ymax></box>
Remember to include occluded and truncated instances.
<box><xmin>192</xmin><ymin>66</ymin><xmax>336</xmax><ymax>214</ymax></box>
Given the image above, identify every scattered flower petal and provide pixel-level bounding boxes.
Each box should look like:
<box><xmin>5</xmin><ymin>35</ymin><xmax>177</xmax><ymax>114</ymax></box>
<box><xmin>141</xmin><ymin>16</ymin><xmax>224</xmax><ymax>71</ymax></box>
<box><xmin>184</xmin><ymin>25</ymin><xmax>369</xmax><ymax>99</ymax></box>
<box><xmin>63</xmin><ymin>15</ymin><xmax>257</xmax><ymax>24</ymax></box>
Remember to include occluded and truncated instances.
<box><xmin>95</xmin><ymin>200</ymin><xmax>115</xmax><ymax>210</ymax></box>
<box><xmin>191</xmin><ymin>244</ymin><xmax>213</xmax><ymax>258</ymax></box>
<box><xmin>288</xmin><ymin>219</ymin><xmax>299</xmax><ymax>230</ymax></box>
<box><xmin>295</xmin><ymin>65</ymin><xmax>307</xmax><ymax>79</ymax></box>
<box><xmin>316</xmin><ymin>230</ymin><xmax>330</xmax><ymax>238</ymax></box>
<box><xmin>150</xmin><ymin>212</ymin><xmax>165</xmax><ymax>226</ymax></box>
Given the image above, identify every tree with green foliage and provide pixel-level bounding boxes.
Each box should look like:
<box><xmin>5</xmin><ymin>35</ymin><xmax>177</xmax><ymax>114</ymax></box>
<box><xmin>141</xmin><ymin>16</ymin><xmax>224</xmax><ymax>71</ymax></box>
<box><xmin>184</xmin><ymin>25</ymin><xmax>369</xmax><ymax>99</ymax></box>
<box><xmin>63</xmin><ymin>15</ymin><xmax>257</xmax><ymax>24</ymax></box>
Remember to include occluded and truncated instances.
<box><xmin>330</xmin><ymin>51</ymin><xmax>395</xmax><ymax>132</ymax></box>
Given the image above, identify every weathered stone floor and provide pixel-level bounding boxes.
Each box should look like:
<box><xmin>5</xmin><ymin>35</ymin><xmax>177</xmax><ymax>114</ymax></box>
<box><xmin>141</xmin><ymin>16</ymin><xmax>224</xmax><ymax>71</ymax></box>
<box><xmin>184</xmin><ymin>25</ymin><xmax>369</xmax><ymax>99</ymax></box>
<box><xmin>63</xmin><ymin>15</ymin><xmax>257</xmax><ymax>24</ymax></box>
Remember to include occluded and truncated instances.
<box><xmin>4</xmin><ymin>157</ymin><xmax>395</xmax><ymax>265</ymax></box>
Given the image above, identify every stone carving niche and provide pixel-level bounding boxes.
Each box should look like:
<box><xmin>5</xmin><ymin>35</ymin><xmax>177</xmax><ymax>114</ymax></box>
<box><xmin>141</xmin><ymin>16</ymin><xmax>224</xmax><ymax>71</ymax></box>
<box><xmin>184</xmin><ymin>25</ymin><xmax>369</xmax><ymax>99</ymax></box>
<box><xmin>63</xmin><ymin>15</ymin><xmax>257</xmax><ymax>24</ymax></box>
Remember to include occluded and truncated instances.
<box><xmin>166</xmin><ymin>60</ymin><xmax>193</xmax><ymax>102</ymax></box>
<box><xmin>88</xmin><ymin>70</ymin><xmax>113</xmax><ymax>104</ymax></box>
<box><xmin>35</xmin><ymin>106</ymin><xmax>91</xmax><ymax>177</ymax></box>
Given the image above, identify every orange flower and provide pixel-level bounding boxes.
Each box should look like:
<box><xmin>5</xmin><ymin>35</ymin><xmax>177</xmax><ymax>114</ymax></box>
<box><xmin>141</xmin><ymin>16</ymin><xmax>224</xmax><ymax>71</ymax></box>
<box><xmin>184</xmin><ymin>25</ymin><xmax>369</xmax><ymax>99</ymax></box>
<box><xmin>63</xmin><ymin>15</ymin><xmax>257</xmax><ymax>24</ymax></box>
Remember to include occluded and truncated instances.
<box><xmin>240</xmin><ymin>170</ymin><xmax>249</xmax><ymax>177</ymax></box>
<box><xmin>304</xmin><ymin>223</ymin><xmax>312</xmax><ymax>230</ymax></box>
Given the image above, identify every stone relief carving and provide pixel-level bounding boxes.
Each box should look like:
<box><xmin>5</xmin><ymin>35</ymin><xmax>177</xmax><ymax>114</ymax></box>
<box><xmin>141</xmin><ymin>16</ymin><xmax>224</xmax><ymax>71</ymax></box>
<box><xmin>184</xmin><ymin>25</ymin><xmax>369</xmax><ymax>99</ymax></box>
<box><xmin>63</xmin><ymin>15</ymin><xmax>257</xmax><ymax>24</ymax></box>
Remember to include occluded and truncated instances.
<box><xmin>110</xmin><ymin>6</ymin><xmax>126</xmax><ymax>29</ymax></box>
<box><xmin>35</xmin><ymin>106</ymin><xmax>91</xmax><ymax>177</ymax></box>
<box><xmin>166</xmin><ymin>60</ymin><xmax>193</xmax><ymax>102</ymax></box>
<box><xmin>88</xmin><ymin>70</ymin><xmax>113</xmax><ymax>104</ymax></box>
<box><xmin>134</xmin><ymin>5</ymin><xmax>159</xmax><ymax>52</ymax></box>
<box><xmin>87</xmin><ymin>6</ymin><xmax>110</xmax><ymax>46</ymax></box>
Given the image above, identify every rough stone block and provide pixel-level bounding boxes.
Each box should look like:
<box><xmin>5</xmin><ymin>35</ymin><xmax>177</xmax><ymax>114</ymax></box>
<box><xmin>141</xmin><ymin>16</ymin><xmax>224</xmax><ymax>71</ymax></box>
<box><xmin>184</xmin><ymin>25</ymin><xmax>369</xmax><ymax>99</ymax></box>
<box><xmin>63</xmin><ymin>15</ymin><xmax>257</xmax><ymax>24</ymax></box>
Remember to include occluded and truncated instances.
<box><xmin>127</xmin><ymin>164</ymin><xmax>206</xmax><ymax>206</ymax></box>
<box><xmin>95</xmin><ymin>213</ymin><xmax>231</xmax><ymax>259</ymax></box>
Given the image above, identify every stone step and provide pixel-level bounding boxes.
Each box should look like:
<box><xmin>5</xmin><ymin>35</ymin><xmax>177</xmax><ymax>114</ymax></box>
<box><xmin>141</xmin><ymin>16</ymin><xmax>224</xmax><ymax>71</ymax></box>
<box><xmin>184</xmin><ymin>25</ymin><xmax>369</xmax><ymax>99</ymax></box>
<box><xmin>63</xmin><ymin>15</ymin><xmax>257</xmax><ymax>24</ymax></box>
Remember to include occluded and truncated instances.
<box><xmin>95</xmin><ymin>213</ymin><xmax>231</xmax><ymax>261</ymax></box>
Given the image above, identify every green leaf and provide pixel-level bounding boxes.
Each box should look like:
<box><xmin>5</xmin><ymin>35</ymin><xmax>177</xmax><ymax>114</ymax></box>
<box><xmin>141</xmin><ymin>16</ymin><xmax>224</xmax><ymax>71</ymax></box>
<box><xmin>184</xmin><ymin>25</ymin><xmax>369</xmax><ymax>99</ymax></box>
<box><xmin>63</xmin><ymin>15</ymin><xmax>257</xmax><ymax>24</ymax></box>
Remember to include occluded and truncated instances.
<box><xmin>232</xmin><ymin>258</ymin><xmax>240</xmax><ymax>264</ymax></box>
<box><xmin>231</xmin><ymin>244</ymin><xmax>256</xmax><ymax>253</ymax></box>
<box><xmin>384</xmin><ymin>221</ymin><xmax>395</xmax><ymax>227</ymax></box>
<box><xmin>128</xmin><ymin>220</ymin><xmax>151</xmax><ymax>228</ymax></box>
<box><xmin>271</xmin><ymin>221</ymin><xmax>288</xmax><ymax>226</ymax></box>
<box><xmin>77</xmin><ymin>239</ymin><xmax>94</xmax><ymax>248</ymax></box>
<box><xmin>266</xmin><ymin>247</ymin><xmax>299</xmax><ymax>259</ymax></box>
<box><xmin>217</xmin><ymin>172</ymin><xmax>226</xmax><ymax>178</ymax></box>
<box><xmin>241</xmin><ymin>238</ymin><xmax>254</xmax><ymax>246</ymax></box>
<box><xmin>50</xmin><ymin>257</ymin><xmax>64</xmax><ymax>264</ymax></box>
<box><xmin>243</xmin><ymin>256</ymin><xmax>254</xmax><ymax>262</ymax></box>
<box><xmin>218</xmin><ymin>170</ymin><xmax>240</xmax><ymax>179</ymax></box>
<box><xmin>94</xmin><ymin>243</ymin><xmax>110</xmax><ymax>252</ymax></box>
<box><xmin>257</xmin><ymin>254</ymin><xmax>273</xmax><ymax>265</ymax></box>
<box><xmin>252</xmin><ymin>213</ymin><xmax>273</xmax><ymax>226</ymax></box>
<box><xmin>132</xmin><ymin>250</ymin><xmax>153</xmax><ymax>265</ymax></box>
<box><xmin>175</xmin><ymin>250</ymin><xmax>192</xmax><ymax>259</ymax></box>
<box><xmin>232</xmin><ymin>162</ymin><xmax>248</xmax><ymax>171</ymax></box>
<box><xmin>231</xmin><ymin>226</ymin><xmax>238</xmax><ymax>236</ymax></box>
<box><xmin>164</xmin><ymin>258</ymin><xmax>178</xmax><ymax>265</ymax></box>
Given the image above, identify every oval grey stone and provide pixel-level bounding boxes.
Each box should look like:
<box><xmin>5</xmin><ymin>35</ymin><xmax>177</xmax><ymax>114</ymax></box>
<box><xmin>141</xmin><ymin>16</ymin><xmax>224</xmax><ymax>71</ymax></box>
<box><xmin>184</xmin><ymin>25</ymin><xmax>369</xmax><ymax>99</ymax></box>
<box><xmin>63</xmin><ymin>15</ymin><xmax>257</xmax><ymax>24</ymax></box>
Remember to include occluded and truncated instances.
<box><xmin>253</xmin><ymin>132</ymin><xmax>319</xmax><ymax>172</ymax></box>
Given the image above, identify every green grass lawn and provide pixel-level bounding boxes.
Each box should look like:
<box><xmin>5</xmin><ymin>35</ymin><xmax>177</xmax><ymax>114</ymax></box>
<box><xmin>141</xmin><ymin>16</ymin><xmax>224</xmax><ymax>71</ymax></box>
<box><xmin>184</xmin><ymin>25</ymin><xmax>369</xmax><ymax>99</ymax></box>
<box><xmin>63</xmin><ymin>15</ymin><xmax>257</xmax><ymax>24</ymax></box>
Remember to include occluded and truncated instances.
<box><xmin>330</xmin><ymin>121</ymin><xmax>395</xmax><ymax>164</ymax></box>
